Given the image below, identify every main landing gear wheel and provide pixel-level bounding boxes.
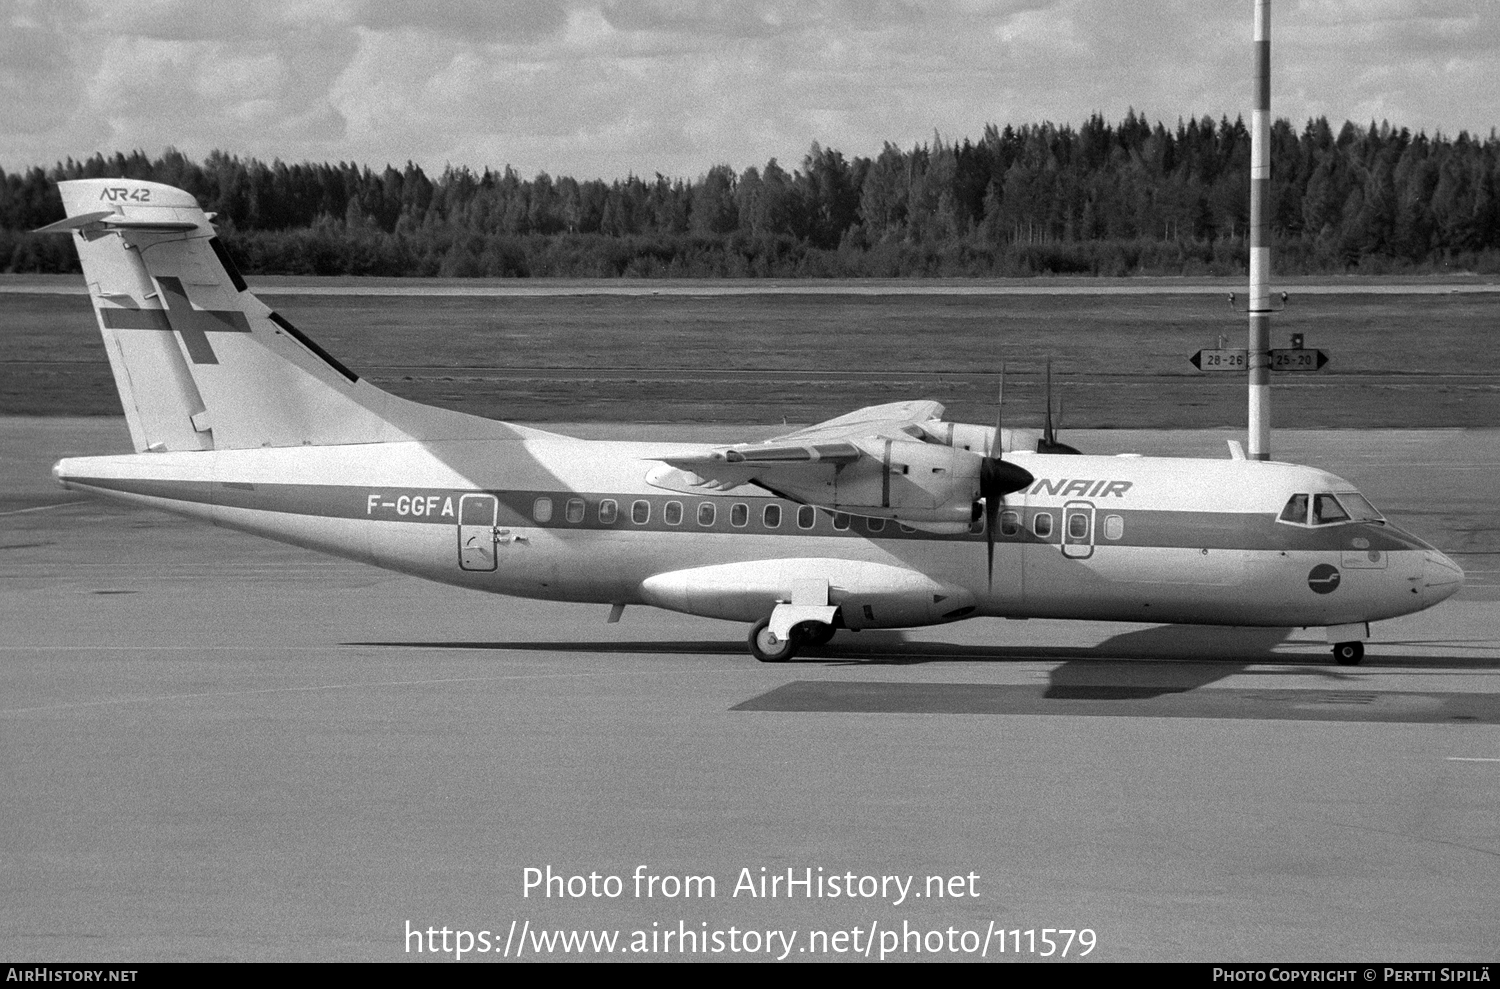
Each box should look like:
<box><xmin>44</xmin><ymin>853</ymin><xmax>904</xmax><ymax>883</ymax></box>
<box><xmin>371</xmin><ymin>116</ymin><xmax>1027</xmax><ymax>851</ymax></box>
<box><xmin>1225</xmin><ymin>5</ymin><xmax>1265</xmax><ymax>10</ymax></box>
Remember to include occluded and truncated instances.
<box><xmin>800</xmin><ymin>623</ymin><xmax>836</xmax><ymax>647</ymax></box>
<box><xmin>749</xmin><ymin>618</ymin><xmax>799</xmax><ymax>663</ymax></box>
<box><xmin>1332</xmin><ymin>641</ymin><xmax>1365</xmax><ymax>666</ymax></box>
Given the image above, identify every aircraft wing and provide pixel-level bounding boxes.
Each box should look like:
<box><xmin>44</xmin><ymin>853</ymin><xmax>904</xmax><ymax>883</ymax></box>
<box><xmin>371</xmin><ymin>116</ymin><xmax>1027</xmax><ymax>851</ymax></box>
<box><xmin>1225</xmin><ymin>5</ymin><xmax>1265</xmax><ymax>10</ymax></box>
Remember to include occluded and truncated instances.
<box><xmin>658</xmin><ymin>399</ymin><xmax>943</xmax><ymax>478</ymax></box>
<box><xmin>769</xmin><ymin>399</ymin><xmax>945</xmax><ymax>445</ymax></box>
<box><xmin>655</xmin><ymin>399</ymin><xmax>979</xmax><ymax>527</ymax></box>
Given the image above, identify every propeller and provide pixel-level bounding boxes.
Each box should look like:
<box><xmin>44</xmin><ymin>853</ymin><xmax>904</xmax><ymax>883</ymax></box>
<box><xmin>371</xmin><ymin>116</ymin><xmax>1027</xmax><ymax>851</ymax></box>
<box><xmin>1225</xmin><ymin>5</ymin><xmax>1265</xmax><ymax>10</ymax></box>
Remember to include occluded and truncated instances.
<box><xmin>977</xmin><ymin>365</ymin><xmax>1035</xmax><ymax>589</ymax></box>
<box><xmin>1036</xmin><ymin>357</ymin><xmax>1081</xmax><ymax>455</ymax></box>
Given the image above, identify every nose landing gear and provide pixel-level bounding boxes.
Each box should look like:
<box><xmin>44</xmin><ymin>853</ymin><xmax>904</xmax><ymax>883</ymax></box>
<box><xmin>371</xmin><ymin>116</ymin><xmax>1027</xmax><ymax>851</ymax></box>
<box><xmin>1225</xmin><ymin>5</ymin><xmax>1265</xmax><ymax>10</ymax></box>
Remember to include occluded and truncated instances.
<box><xmin>1332</xmin><ymin>641</ymin><xmax>1364</xmax><ymax>666</ymax></box>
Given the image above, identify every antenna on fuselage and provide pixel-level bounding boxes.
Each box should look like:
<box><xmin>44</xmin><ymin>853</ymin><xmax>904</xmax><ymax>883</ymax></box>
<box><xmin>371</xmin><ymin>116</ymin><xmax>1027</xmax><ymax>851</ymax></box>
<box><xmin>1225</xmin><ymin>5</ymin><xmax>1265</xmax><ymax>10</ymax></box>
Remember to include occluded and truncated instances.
<box><xmin>1037</xmin><ymin>357</ymin><xmax>1080</xmax><ymax>456</ymax></box>
<box><xmin>1247</xmin><ymin>0</ymin><xmax>1273</xmax><ymax>460</ymax></box>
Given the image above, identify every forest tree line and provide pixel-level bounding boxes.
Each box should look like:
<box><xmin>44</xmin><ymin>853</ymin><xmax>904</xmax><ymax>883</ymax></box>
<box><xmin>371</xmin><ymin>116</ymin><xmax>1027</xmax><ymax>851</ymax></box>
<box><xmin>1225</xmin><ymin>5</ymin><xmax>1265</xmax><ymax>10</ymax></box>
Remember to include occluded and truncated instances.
<box><xmin>2</xmin><ymin>112</ymin><xmax>1498</xmax><ymax>278</ymax></box>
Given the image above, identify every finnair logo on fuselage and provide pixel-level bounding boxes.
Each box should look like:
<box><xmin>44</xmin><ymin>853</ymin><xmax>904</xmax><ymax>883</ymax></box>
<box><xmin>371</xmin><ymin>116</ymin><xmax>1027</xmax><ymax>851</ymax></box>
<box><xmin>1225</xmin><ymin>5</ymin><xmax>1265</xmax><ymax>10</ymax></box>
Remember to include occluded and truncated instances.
<box><xmin>1027</xmin><ymin>478</ymin><xmax>1133</xmax><ymax>498</ymax></box>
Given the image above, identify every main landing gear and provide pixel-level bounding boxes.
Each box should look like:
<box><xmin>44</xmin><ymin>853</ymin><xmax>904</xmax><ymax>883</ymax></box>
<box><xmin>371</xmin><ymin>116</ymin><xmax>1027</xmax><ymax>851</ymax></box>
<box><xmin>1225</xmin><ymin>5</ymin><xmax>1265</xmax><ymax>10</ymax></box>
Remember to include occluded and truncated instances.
<box><xmin>747</xmin><ymin>618</ymin><xmax>836</xmax><ymax>663</ymax></box>
<box><xmin>1332</xmin><ymin>641</ymin><xmax>1364</xmax><ymax>666</ymax></box>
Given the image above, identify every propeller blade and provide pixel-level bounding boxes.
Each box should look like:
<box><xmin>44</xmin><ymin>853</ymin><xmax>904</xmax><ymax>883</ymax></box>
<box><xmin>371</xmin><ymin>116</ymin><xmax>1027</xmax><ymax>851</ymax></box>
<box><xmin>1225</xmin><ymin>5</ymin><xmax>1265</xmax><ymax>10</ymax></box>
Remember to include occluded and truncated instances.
<box><xmin>978</xmin><ymin>456</ymin><xmax>1034</xmax><ymax>589</ymax></box>
<box><xmin>990</xmin><ymin>364</ymin><xmax>1005</xmax><ymax>459</ymax></box>
<box><xmin>980</xmin><ymin>363</ymin><xmax>1035</xmax><ymax>588</ymax></box>
<box><xmin>1044</xmin><ymin>358</ymin><xmax>1054</xmax><ymax>445</ymax></box>
<box><xmin>986</xmin><ymin>495</ymin><xmax>998</xmax><ymax>590</ymax></box>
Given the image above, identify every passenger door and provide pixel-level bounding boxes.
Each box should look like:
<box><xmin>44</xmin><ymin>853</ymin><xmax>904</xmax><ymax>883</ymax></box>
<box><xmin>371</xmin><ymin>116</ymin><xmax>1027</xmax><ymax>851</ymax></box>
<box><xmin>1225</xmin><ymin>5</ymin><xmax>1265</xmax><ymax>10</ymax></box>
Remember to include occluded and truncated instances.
<box><xmin>1062</xmin><ymin>500</ymin><xmax>1095</xmax><ymax>559</ymax></box>
<box><xmin>458</xmin><ymin>493</ymin><xmax>498</xmax><ymax>571</ymax></box>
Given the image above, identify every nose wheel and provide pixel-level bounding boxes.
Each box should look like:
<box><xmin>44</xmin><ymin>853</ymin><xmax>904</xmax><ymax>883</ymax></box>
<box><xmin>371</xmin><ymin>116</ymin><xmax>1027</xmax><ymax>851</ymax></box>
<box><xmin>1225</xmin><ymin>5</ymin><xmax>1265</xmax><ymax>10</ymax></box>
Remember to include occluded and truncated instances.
<box><xmin>1332</xmin><ymin>641</ymin><xmax>1364</xmax><ymax>666</ymax></box>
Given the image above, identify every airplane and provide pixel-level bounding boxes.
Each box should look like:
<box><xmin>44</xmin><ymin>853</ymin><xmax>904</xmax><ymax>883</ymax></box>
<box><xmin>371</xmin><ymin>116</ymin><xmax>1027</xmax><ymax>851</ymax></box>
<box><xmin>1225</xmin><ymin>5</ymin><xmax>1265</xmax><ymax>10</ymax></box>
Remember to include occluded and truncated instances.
<box><xmin>39</xmin><ymin>179</ymin><xmax>1464</xmax><ymax>666</ymax></box>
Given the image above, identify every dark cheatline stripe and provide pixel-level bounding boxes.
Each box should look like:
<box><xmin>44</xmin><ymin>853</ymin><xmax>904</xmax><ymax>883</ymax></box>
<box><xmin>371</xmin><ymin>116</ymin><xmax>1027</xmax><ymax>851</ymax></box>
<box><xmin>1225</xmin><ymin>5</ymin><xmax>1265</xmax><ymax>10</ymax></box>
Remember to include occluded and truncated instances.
<box><xmin>63</xmin><ymin>476</ymin><xmax>1430</xmax><ymax>553</ymax></box>
<box><xmin>733</xmin><ymin>681</ymin><xmax>1500</xmax><ymax>725</ymax></box>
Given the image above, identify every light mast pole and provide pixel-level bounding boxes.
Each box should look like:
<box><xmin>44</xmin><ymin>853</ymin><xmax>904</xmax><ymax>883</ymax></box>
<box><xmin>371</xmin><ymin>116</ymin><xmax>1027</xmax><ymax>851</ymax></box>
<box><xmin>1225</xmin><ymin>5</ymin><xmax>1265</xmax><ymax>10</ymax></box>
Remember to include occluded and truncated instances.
<box><xmin>1248</xmin><ymin>0</ymin><xmax>1272</xmax><ymax>460</ymax></box>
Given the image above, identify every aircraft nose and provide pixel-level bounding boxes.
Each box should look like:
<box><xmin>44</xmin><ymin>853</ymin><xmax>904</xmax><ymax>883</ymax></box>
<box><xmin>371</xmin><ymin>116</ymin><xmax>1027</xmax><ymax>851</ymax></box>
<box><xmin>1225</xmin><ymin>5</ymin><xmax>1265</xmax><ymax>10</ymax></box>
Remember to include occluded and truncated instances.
<box><xmin>1420</xmin><ymin>550</ymin><xmax>1464</xmax><ymax>606</ymax></box>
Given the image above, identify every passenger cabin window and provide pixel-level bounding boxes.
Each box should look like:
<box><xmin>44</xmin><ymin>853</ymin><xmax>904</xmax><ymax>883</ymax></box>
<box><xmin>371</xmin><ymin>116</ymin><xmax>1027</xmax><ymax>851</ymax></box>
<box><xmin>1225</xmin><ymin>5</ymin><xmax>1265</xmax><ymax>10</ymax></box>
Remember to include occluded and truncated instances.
<box><xmin>797</xmin><ymin>506</ymin><xmax>816</xmax><ymax>529</ymax></box>
<box><xmin>698</xmin><ymin>502</ymin><xmax>716</xmax><ymax>526</ymax></box>
<box><xmin>664</xmin><ymin>501</ymin><xmax>683</xmax><ymax>525</ymax></box>
<box><xmin>598</xmin><ymin>499</ymin><xmax>617</xmax><ymax>524</ymax></box>
<box><xmin>533</xmin><ymin>497</ymin><xmax>553</xmax><ymax>523</ymax></box>
<box><xmin>866</xmin><ymin>517</ymin><xmax>885</xmax><ymax>533</ymax></box>
<box><xmin>763</xmin><ymin>505</ymin><xmax>782</xmax><ymax>528</ymax></box>
<box><xmin>1068</xmin><ymin>513</ymin><xmax>1090</xmax><ymax>539</ymax></box>
<box><xmin>1278</xmin><ymin>494</ymin><xmax>1308</xmax><ymax>524</ymax></box>
<box><xmin>730</xmin><ymin>503</ymin><xmax>749</xmax><ymax>527</ymax></box>
<box><xmin>832</xmin><ymin>513</ymin><xmax>851</xmax><ymax>531</ymax></box>
<box><xmin>898</xmin><ymin>523</ymin><xmax>916</xmax><ymax>534</ymax></box>
<box><xmin>565</xmin><ymin>498</ymin><xmax>585</xmax><ymax>524</ymax></box>
<box><xmin>1033</xmin><ymin>512</ymin><xmax>1053</xmax><ymax>538</ymax></box>
<box><xmin>631</xmin><ymin>499</ymin><xmax>650</xmax><ymax>524</ymax></box>
<box><xmin>999</xmin><ymin>511</ymin><xmax>1020</xmax><ymax>537</ymax></box>
<box><xmin>1104</xmin><ymin>514</ymin><xmax>1124</xmax><ymax>540</ymax></box>
<box><xmin>1312</xmin><ymin>494</ymin><xmax>1350</xmax><ymax>525</ymax></box>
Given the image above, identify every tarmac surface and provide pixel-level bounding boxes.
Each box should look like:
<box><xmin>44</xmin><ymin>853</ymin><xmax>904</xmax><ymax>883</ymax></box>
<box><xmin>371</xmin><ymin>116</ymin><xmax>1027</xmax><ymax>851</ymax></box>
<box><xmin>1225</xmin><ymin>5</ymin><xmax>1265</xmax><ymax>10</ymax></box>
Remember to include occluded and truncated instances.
<box><xmin>2</xmin><ymin>418</ymin><xmax>1498</xmax><ymax>962</ymax></box>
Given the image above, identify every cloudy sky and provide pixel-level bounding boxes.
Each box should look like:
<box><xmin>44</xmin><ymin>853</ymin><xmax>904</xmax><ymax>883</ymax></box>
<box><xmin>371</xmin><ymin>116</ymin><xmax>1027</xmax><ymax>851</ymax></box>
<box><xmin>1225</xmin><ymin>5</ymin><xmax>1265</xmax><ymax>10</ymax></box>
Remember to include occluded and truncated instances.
<box><xmin>3</xmin><ymin>0</ymin><xmax>1497</xmax><ymax>181</ymax></box>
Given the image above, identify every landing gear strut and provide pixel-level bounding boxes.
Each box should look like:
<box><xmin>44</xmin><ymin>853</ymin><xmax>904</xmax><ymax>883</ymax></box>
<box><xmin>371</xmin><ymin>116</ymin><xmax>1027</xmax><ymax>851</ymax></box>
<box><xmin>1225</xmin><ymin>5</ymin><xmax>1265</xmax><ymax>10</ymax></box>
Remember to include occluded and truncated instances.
<box><xmin>1332</xmin><ymin>641</ymin><xmax>1364</xmax><ymax>666</ymax></box>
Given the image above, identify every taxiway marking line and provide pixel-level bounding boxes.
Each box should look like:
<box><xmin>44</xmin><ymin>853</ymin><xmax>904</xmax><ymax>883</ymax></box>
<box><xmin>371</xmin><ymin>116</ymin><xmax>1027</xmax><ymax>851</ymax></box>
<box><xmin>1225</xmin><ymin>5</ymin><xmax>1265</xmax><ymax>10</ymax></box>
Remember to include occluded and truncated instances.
<box><xmin>0</xmin><ymin>501</ymin><xmax>87</xmax><ymax>517</ymax></box>
<box><xmin>0</xmin><ymin>667</ymin><xmax>758</xmax><ymax>715</ymax></box>
<box><xmin>1445</xmin><ymin>757</ymin><xmax>1500</xmax><ymax>762</ymax></box>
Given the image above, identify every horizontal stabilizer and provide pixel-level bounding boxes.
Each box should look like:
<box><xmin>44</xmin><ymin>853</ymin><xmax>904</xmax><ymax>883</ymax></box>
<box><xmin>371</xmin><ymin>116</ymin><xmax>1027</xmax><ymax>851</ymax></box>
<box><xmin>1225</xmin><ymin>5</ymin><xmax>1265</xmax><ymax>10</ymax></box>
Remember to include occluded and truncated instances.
<box><xmin>33</xmin><ymin>211</ymin><xmax>115</xmax><ymax>233</ymax></box>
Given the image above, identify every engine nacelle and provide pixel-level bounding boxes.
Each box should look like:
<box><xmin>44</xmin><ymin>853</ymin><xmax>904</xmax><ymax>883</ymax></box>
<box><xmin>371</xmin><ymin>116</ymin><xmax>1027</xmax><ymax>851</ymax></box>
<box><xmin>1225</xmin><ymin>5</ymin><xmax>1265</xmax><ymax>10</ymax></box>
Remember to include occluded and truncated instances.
<box><xmin>640</xmin><ymin>558</ymin><xmax>977</xmax><ymax>627</ymax></box>
<box><xmin>812</xmin><ymin>439</ymin><xmax>981</xmax><ymax>525</ymax></box>
<box><xmin>917</xmin><ymin>421</ymin><xmax>1042</xmax><ymax>455</ymax></box>
<box><xmin>918</xmin><ymin>421</ymin><xmax>993</xmax><ymax>453</ymax></box>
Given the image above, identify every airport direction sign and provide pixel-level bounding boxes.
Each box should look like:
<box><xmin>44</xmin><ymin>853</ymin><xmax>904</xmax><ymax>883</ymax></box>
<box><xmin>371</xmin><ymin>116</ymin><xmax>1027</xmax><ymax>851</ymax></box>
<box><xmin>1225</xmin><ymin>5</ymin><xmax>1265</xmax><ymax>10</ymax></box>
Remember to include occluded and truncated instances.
<box><xmin>1189</xmin><ymin>348</ymin><xmax>1330</xmax><ymax>372</ymax></box>
<box><xmin>1189</xmin><ymin>349</ymin><xmax>1247</xmax><ymax>371</ymax></box>
<box><xmin>1269</xmin><ymin>348</ymin><xmax>1330</xmax><ymax>371</ymax></box>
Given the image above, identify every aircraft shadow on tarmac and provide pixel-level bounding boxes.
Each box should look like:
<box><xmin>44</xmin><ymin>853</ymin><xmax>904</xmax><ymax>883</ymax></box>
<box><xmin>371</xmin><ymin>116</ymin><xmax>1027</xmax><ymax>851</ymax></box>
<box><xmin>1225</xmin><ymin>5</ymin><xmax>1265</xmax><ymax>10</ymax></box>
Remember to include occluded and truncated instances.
<box><xmin>349</xmin><ymin>624</ymin><xmax>1498</xmax><ymax>700</ymax></box>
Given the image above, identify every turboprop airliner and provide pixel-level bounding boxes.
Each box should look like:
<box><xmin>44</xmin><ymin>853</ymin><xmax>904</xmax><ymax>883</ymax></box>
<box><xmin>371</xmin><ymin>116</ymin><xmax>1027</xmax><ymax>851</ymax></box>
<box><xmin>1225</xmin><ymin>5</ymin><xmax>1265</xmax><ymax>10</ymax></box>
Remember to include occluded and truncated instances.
<box><xmin>41</xmin><ymin>179</ymin><xmax>1463</xmax><ymax>664</ymax></box>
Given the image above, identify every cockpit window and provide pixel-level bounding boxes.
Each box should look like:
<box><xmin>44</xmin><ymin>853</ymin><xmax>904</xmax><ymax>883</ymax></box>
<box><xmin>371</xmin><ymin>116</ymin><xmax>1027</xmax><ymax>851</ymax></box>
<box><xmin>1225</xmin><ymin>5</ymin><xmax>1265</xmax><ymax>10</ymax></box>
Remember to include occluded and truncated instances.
<box><xmin>1312</xmin><ymin>494</ymin><xmax>1349</xmax><ymax>525</ymax></box>
<box><xmin>1335</xmin><ymin>492</ymin><xmax>1383</xmax><ymax>523</ymax></box>
<box><xmin>1280</xmin><ymin>491</ymin><xmax>1383</xmax><ymax>526</ymax></box>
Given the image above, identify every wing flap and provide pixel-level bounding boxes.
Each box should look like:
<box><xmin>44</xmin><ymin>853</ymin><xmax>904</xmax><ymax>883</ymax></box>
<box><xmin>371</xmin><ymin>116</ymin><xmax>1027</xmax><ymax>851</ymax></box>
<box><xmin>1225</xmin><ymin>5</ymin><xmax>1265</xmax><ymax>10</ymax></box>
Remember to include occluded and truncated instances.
<box><xmin>662</xmin><ymin>441</ymin><xmax>861</xmax><ymax>470</ymax></box>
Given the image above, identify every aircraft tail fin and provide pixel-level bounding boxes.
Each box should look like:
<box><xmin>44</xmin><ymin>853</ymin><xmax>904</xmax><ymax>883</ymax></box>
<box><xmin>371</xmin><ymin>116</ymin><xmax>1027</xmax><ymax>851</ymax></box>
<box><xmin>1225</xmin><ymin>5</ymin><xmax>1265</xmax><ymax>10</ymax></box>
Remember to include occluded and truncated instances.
<box><xmin>44</xmin><ymin>179</ymin><xmax>524</xmax><ymax>452</ymax></box>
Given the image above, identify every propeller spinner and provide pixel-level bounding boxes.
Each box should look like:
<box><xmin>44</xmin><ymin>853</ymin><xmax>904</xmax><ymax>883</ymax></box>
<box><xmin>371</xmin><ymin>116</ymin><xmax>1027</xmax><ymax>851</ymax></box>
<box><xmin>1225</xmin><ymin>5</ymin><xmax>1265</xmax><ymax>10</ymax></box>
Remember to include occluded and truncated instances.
<box><xmin>977</xmin><ymin>368</ymin><xmax>1035</xmax><ymax>589</ymax></box>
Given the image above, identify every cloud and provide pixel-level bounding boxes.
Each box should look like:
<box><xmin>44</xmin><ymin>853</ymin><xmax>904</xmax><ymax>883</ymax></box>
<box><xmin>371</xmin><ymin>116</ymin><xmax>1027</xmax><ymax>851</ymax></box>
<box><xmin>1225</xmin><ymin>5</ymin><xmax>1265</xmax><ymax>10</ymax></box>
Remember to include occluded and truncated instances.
<box><xmin>1</xmin><ymin>0</ymin><xmax>1497</xmax><ymax>180</ymax></box>
<box><xmin>348</xmin><ymin>0</ymin><xmax>575</xmax><ymax>42</ymax></box>
<box><xmin>0</xmin><ymin>0</ymin><xmax>88</xmax><ymax>135</ymax></box>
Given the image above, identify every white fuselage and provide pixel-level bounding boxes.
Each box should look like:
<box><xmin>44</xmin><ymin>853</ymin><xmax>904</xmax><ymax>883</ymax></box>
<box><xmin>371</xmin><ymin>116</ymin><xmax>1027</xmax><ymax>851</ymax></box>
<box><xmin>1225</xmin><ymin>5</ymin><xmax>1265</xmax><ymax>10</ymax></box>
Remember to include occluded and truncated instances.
<box><xmin>54</xmin><ymin>437</ymin><xmax>1464</xmax><ymax>633</ymax></box>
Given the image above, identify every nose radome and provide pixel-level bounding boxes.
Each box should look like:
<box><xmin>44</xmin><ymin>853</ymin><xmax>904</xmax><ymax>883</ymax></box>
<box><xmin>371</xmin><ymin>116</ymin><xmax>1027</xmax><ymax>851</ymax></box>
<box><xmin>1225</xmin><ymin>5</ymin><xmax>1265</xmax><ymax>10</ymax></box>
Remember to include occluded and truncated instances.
<box><xmin>1422</xmin><ymin>550</ymin><xmax>1464</xmax><ymax>606</ymax></box>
